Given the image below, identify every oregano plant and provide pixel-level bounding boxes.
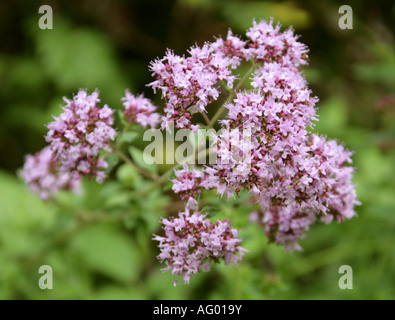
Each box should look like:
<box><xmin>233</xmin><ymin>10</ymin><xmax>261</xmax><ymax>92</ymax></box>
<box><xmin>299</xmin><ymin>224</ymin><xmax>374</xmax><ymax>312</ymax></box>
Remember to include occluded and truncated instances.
<box><xmin>20</xmin><ymin>19</ymin><xmax>359</xmax><ymax>286</ymax></box>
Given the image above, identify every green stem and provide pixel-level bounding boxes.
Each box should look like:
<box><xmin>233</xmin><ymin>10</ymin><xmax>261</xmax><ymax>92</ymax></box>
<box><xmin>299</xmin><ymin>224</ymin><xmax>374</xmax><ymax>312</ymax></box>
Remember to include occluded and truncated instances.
<box><xmin>211</xmin><ymin>62</ymin><xmax>257</xmax><ymax>124</ymax></box>
<box><xmin>130</xmin><ymin>144</ymin><xmax>214</xmax><ymax>200</ymax></box>
<box><xmin>116</xmin><ymin>150</ymin><xmax>160</xmax><ymax>182</ymax></box>
<box><xmin>201</xmin><ymin>111</ymin><xmax>214</xmax><ymax>129</ymax></box>
<box><xmin>114</xmin><ymin>122</ymin><xmax>131</xmax><ymax>151</ymax></box>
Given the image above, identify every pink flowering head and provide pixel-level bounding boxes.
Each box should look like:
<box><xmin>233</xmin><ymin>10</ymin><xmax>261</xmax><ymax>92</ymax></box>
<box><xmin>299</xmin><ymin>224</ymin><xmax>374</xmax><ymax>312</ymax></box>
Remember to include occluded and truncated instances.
<box><xmin>148</xmin><ymin>40</ymin><xmax>238</xmax><ymax>131</ymax></box>
<box><xmin>45</xmin><ymin>89</ymin><xmax>116</xmax><ymax>183</ymax></box>
<box><xmin>19</xmin><ymin>146</ymin><xmax>80</xmax><ymax>200</ymax></box>
<box><xmin>204</xmin><ymin>59</ymin><xmax>319</xmax><ymax>199</ymax></box>
<box><xmin>305</xmin><ymin>134</ymin><xmax>360</xmax><ymax>222</ymax></box>
<box><xmin>250</xmin><ymin>63</ymin><xmax>318</xmax><ymax>129</ymax></box>
<box><xmin>171</xmin><ymin>165</ymin><xmax>210</xmax><ymax>201</ymax></box>
<box><xmin>246</xmin><ymin>133</ymin><xmax>359</xmax><ymax>251</ymax></box>
<box><xmin>197</xmin><ymin>23</ymin><xmax>358</xmax><ymax>251</ymax></box>
<box><xmin>121</xmin><ymin>91</ymin><xmax>160</xmax><ymax>128</ymax></box>
<box><xmin>204</xmin><ymin>125</ymin><xmax>258</xmax><ymax>198</ymax></box>
<box><xmin>251</xmin><ymin>204</ymin><xmax>316</xmax><ymax>251</ymax></box>
<box><xmin>153</xmin><ymin>205</ymin><xmax>246</xmax><ymax>285</ymax></box>
<box><xmin>211</xmin><ymin>29</ymin><xmax>247</xmax><ymax>69</ymax></box>
<box><xmin>245</xmin><ymin>18</ymin><xmax>309</xmax><ymax>67</ymax></box>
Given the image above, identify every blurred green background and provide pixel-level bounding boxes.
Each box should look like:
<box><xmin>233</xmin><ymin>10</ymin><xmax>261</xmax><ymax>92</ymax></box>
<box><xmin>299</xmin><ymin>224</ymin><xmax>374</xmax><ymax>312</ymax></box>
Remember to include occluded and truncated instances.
<box><xmin>0</xmin><ymin>0</ymin><xmax>394</xmax><ymax>299</ymax></box>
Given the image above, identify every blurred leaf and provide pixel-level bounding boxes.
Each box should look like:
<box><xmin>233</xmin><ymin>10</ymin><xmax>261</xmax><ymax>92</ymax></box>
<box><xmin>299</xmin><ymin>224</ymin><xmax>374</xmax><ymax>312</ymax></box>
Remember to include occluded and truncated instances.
<box><xmin>5</xmin><ymin>103</ymin><xmax>50</xmax><ymax>134</ymax></box>
<box><xmin>105</xmin><ymin>153</ymin><xmax>120</xmax><ymax>172</ymax></box>
<box><xmin>33</xmin><ymin>249</ymin><xmax>92</xmax><ymax>299</ymax></box>
<box><xmin>354</xmin><ymin>63</ymin><xmax>395</xmax><ymax>89</ymax></box>
<box><xmin>72</xmin><ymin>179</ymin><xmax>106</xmax><ymax>211</ymax></box>
<box><xmin>104</xmin><ymin>191</ymin><xmax>130</xmax><ymax>209</ymax></box>
<box><xmin>116</xmin><ymin>163</ymin><xmax>141</xmax><ymax>187</ymax></box>
<box><xmin>145</xmin><ymin>268</ymin><xmax>196</xmax><ymax>299</ymax></box>
<box><xmin>8</xmin><ymin>57</ymin><xmax>46</xmax><ymax>92</ymax></box>
<box><xmin>120</xmin><ymin>131</ymin><xmax>139</xmax><ymax>144</ymax></box>
<box><xmin>98</xmin><ymin>181</ymin><xmax>123</xmax><ymax>198</ymax></box>
<box><xmin>0</xmin><ymin>171</ymin><xmax>55</xmax><ymax>230</ymax></box>
<box><xmin>241</xmin><ymin>222</ymin><xmax>268</xmax><ymax>259</ymax></box>
<box><xmin>71</xmin><ymin>224</ymin><xmax>140</xmax><ymax>283</ymax></box>
<box><xmin>358</xmin><ymin>147</ymin><xmax>393</xmax><ymax>184</ymax></box>
<box><xmin>221</xmin><ymin>1</ymin><xmax>311</xmax><ymax>31</ymax></box>
<box><xmin>34</xmin><ymin>18</ymin><xmax>129</xmax><ymax>103</ymax></box>
<box><xmin>128</xmin><ymin>146</ymin><xmax>158</xmax><ymax>174</ymax></box>
<box><xmin>180</xmin><ymin>0</ymin><xmax>215</xmax><ymax>9</ymax></box>
<box><xmin>201</xmin><ymin>205</ymin><xmax>221</xmax><ymax>217</ymax></box>
<box><xmin>314</xmin><ymin>96</ymin><xmax>348</xmax><ymax>138</ymax></box>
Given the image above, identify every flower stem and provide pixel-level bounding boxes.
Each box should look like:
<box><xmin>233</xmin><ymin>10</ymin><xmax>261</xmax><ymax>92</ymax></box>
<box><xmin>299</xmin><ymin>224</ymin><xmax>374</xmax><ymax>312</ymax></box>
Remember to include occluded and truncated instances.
<box><xmin>116</xmin><ymin>150</ymin><xmax>160</xmax><ymax>182</ymax></box>
<box><xmin>211</xmin><ymin>62</ymin><xmax>257</xmax><ymax>124</ymax></box>
<box><xmin>130</xmin><ymin>143</ymin><xmax>213</xmax><ymax>200</ymax></box>
<box><xmin>201</xmin><ymin>111</ymin><xmax>214</xmax><ymax>129</ymax></box>
<box><xmin>114</xmin><ymin>122</ymin><xmax>131</xmax><ymax>150</ymax></box>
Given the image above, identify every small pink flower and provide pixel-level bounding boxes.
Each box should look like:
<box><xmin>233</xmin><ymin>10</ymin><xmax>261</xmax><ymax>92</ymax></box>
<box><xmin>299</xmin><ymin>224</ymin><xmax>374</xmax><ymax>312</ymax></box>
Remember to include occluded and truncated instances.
<box><xmin>244</xmin><ymin>18</ymin><xmax>309</xmax><ymax>67</ymax></box>
<box><xmin>122</xmin><ymin>91</ymin><xmax>160</xmax><ymax>128</ymax></box>
<box><xmin>45</xmin><ymin>89</ymin><xmax>116</xmax><ymax>183</ymax></box>
<box><xmin>20</xmin><ymin>146</ymin><xmax>80</xmax><ymax>200</ymax></box>
<box><xmin>153</xmin><ymin>207</ymin><xmax>246</xmax><ymax>284</ymax></box>
<box><xmin>171</xmin><ymin>165</ymin><xmax>209</xmax><ymax>201</ymax></box>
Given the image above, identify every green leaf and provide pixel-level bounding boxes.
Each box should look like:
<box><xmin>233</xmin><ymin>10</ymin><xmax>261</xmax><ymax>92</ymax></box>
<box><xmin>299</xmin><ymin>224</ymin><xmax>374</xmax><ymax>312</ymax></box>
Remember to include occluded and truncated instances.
<box><xmin>105</xmin><ymin>153</ymin><xmax>119</xmax><ymax>172</ymax></box>
<box><xmin>0</xmin><ymin>171</ymin><xmax>55</xmax><ymax>230</ymax></box>
<box><xmin>313</xmin><ymin>96</ymin><xmax>348</xmax><ymax>138</ymax></box>
<box><xmin>104</xmin><ymin>191</ymin><xmax>131</xmax><ymax>209</ymax></box>
<box><xmin>356</xmin><ymin>147</ymin><xmax>393</xmax><ymax>186</ymax></box>
<box><xmin>73</xmin><ymin>179</ymin><xmax>106</xmax><ymax>211</ymax></box>
<box><xmin>354</xmin><ymin>63</ymin><xmax>395</xmax><ymax>89</ymax></box>
<box><xmin>99</xmin><ymin>181</ymin><xmax>123</xmax><ymax>198</ymax></box>
<box><xmin>35</xmin><ymin>18</ymin><xmax>129</xmax><ymax>103</ymax></box>
<box><xmin>116</xmin><ymin>163</ymin><xmax>141</xmax><ymax>187</ymax></box>
<box><xmin>120</xmin><ymin>131</ymin><xmax>139</xmax><ymax>144</ymax></box>
<box><xmin>71</xmin><ymin>224</ymin><xmax>140</xmax><ymax>283</ymax></box>
<box><xmin>201</xmin><ymin>205</ymin><xmax>221</xmax><ymax>217</ymax></box>
<box><xmin>128</xmin><ymin>146</ymin><xmax>158</xmax><ymax>174</ymax></box>
<box><xmin>221</xmin><ymin>1</ymin><xmax>311</xmax><ymax>31</ymax></box>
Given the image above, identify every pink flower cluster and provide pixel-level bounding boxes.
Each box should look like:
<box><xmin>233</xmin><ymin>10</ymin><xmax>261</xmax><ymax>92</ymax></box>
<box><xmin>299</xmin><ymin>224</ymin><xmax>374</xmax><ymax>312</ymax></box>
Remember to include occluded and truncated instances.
<box><xmin>148</xmin><ymin>18</ymin><xmax>310</xmax><ymax>133</ymax></box>
<box><xmin>250</xmin><ymin>133</ymin><xmax>359</xmax><ymax>251</ymax></box>
<box><xmin>250</xmin><ymin>134</ymin><xmax>359</xmax><ymax>250</ymax></box>
<box><xmin>208</xmin><ymin>62</ymin><xmax>318</xmax><ymax>200</ymax></box>
<box><xmin>245</xmin><ymin>18</ymin><xmax>309</xmax><ymax>67</ymax></box>
<box><xmin>122</xmin><ymin>91</ymin><xmax>160</xmax><ymax>128</ymax></box>
<box><xmin>211</xmin><ymin>30</ymin><xmax>247</xmax><ymax>69</ymax></box>
<box><xmin>156</xmin><ymin>19</ymin><xmax>359</xmax><ymax>252</ymax></box>
<box><xmin>19</xmin><ymin>146</ymin><xmax>80</xmax><ymax>200</ymax></box>
<box><xmin>153</xmin><ymin>199</ymin><xmax>246</xmax><ymax>285</ymax></box>
<box><xmin>21</xmin><ymin>89</ymin><xmax>164</xmax><ymax>200</ymax></box>
<box><xmin>171</xmin><ymin>164</ymin><xmax>210</xmax><ymax>201</ymax></box>
<box><xmin>250</xmin><ymin>207</ymin><xmax>316</xmax><ymax>251</ymax></box>
<box><xmin>45</xmin><ymin>90</ymin><xmax>116</xmax><ymax>183</ymax></box>
<box><xmin>149</xmin><ymin>39</ymin><xmax>239</xmax><ymax>131</ymax></box>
